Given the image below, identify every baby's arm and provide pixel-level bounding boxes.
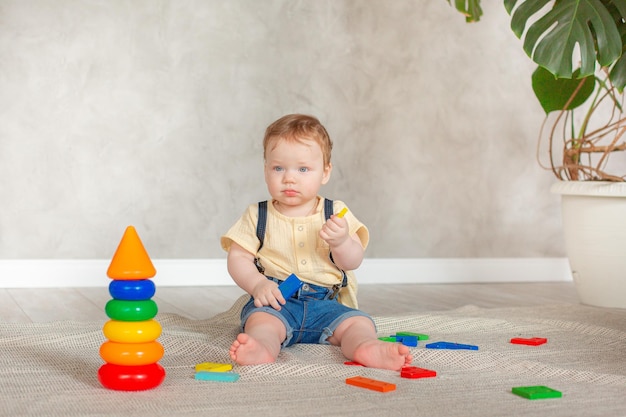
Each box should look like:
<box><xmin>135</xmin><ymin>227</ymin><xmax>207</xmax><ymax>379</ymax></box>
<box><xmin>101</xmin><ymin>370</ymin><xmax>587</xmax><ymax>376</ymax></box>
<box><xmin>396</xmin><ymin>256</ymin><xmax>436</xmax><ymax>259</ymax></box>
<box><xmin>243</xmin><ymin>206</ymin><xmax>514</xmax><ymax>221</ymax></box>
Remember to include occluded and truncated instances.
<box><xmin>319</xmin><ymin>215</ymin><xmax>364</xmax><ymax>271</ymax></box>
<box><xmin>227</xmin><ymin>242</ymin><xmax>286</xmax><ymax>310</ymax></box>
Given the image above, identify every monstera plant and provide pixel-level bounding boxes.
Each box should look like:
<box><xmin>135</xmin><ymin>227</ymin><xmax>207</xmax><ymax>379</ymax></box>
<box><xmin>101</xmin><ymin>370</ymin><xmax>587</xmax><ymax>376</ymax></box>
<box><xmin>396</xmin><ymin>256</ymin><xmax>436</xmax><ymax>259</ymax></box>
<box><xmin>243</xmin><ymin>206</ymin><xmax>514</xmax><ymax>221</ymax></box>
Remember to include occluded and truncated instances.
<box><xmin>449</xmin><ymin>0</ymin><xmax>626</xmax><ymax>181</ymax></box>
<box><xmin>448</xmin><ymin>1</ymin><xmax>626</xmax><ymax>309</ymax></box>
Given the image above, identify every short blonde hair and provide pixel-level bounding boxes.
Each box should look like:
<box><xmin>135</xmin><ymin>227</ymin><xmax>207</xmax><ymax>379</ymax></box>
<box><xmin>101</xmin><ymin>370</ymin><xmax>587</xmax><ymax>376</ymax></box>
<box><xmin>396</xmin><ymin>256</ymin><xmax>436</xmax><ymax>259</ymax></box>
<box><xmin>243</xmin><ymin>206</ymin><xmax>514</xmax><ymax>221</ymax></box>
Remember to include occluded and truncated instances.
<box><xmin>263</xmin><ymin>114</ymin><xmax>333</xmax><ymax>166</ymax></box>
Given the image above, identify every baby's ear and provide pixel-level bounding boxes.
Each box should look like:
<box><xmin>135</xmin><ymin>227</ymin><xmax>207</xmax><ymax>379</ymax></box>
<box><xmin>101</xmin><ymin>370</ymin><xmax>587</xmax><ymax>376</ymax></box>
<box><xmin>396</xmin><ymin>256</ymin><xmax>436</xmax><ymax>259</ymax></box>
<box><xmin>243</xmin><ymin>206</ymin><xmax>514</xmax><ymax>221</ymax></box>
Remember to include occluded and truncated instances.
<box><xmin>322</xmin><ymin>162</ymin><xmax>332</xmax><ymax>184</ymax></box>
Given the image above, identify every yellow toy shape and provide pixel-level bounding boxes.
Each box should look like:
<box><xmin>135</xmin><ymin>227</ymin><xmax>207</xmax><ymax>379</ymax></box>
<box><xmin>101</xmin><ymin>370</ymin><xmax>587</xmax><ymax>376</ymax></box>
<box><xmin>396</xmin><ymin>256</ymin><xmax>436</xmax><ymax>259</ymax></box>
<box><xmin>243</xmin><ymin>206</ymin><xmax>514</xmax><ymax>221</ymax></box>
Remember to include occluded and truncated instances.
<box><xmin>107</xmin><ymin>226</ymin><xmax>156</xmax><ymax>279</ymax></box>
<box><xmin>195</xmin><ymin>362</ymin><xmax>233</xmax><ymax>373</ymax></box>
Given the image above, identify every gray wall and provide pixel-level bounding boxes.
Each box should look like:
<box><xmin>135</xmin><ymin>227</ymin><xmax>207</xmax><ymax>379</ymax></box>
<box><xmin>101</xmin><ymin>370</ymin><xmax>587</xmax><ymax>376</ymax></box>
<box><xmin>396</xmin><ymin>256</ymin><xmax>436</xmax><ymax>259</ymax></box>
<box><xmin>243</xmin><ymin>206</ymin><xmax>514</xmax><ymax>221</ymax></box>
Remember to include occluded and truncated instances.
<box><xmin>0</xmin><ymin>1</ymin><xmax>563</xmax><ymax>260</ymax></box>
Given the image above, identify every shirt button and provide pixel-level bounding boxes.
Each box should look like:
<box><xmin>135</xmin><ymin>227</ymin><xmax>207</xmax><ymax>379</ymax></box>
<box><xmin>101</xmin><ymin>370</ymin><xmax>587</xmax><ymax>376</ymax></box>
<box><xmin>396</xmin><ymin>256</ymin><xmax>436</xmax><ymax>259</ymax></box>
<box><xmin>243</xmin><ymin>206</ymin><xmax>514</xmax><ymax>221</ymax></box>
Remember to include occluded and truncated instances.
<box><xmin>301</xmin><ymin>260</ymin><xmax>307</xmax><ymax>265</ymax></box>
<box><xmin>298</xmin><ymin>242</ymin><xmax>305</xmax><ymax>247</ymax></box>
<box><xmin>298</xmin><ymin>226</ymin><xmax>304</xmax><ymax>231</ymax></box>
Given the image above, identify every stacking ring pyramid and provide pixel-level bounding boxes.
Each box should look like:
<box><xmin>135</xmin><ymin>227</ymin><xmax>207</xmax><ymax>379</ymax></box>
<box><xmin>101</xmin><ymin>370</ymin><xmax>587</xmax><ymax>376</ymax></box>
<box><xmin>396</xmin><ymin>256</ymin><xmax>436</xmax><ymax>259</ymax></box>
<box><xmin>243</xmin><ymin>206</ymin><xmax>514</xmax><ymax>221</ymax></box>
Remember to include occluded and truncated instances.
<box><xmin>97</xmin><ymin>226</ymin><xmax>166</xmax><ymax>391</ymax></box>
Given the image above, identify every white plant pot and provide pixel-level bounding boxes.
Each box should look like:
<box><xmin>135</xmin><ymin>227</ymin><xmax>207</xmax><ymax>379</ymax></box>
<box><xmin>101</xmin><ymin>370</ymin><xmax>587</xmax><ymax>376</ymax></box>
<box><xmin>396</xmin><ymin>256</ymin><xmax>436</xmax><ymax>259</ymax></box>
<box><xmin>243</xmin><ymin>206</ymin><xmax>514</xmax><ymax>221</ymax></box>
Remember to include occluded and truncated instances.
<box><xmin>551</xmin><ymin>182</ymin><xmax>626</xmax><ymax>309</ymax></box>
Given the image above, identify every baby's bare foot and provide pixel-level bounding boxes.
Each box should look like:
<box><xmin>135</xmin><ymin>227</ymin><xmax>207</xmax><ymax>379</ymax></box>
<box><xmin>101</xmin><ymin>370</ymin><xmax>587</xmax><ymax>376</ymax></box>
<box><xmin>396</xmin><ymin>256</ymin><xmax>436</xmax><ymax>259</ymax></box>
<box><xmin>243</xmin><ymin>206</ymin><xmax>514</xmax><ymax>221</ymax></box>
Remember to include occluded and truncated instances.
<box><xmin>352</xmin><ymin>340</ymin><xmax>413</xmax><ymax>371</ymax></box>
<box><xmin>229</xmin><ymin>333</ymin><xmax>276</xmax><ymax>366</ymax></box>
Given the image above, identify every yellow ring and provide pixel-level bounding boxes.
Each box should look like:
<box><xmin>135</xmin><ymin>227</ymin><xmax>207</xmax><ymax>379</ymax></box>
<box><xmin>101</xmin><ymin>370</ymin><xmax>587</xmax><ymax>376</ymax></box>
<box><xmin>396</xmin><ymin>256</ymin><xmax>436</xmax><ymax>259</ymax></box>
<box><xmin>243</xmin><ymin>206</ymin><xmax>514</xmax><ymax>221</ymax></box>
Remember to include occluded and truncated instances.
<box><xmin>102</xmin><ymin>319</ymin><xmax>162</xmax><ymax>343</ymax></box>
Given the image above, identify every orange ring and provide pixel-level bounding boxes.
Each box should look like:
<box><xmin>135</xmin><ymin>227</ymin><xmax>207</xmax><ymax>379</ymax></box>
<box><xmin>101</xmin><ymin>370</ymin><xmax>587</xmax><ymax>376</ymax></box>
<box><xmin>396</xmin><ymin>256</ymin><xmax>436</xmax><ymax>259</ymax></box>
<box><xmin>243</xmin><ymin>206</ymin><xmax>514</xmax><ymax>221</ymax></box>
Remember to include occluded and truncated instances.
<box><xmin>99</xmin><ymin>341</ymin><xmax>164</xmax><ymax>366</ymax></box>
<box><xmin>102</xmin><ymin>319</ymin><xmax>162</xmax><ymax>343</ymax></box>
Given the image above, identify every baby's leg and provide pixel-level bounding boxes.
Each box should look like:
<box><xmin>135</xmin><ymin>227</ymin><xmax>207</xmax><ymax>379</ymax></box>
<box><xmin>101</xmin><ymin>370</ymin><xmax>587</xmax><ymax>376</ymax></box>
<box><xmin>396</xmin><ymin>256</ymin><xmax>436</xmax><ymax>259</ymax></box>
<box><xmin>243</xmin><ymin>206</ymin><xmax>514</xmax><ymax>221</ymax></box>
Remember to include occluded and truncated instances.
<box><xmin>328</xmin><ymin>316</ymin><xmax>412</xmax><ymax>371</ymax></box>
<box><xmin>229</xmin><ymin>312</ymin><xmax>286</xmax><ymax>366</ymax></box>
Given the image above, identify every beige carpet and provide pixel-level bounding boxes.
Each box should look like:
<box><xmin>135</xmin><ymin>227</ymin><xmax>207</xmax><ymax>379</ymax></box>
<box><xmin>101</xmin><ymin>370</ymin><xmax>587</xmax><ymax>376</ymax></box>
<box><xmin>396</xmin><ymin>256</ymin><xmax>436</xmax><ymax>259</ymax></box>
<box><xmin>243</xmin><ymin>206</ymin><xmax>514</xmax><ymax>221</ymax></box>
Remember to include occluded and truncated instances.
<box><xmin>2</xmin><ymin>295</ymin><xmax>626</xmax><ymax>417</ymax></box>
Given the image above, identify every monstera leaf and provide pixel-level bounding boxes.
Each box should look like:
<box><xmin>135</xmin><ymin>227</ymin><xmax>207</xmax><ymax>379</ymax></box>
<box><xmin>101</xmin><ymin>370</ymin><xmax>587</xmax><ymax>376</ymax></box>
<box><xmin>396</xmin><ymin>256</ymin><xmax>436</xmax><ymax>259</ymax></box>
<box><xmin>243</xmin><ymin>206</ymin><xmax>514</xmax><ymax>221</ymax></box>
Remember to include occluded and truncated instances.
<box><xmin>504</xmin><ymin>0</ymin><xmax>623</xmax><ymax>81</ymax></box>
<box><xmin>446</xmin><ymin>0</ymin><xmax>483</xmax><ymax>22</ymax></box>
<box><xmin>609</xmin><ymin>5</ymin><xmax>626</xmax><ymax>91</ymax></box>
<box><xmin>531</xmin><ymin>67</ymin><xmax>595</xmax><ymax>114</ymax></box>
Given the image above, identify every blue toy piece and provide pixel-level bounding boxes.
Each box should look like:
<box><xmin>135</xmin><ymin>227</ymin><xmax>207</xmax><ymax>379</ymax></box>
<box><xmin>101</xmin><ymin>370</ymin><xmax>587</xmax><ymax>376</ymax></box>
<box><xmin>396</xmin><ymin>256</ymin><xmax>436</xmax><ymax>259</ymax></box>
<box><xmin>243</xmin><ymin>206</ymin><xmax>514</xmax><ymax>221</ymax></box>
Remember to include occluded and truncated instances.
<box><xmin>278</xmin><ymin>274</ymin><xmax>304</xmax><ymax>299</ymax></box>
<box><xmin>378</xmin><ymin>335</ymin><xmax>418</xmax><ymax>347</ymax></box>
<box><xmin>425</xmin><ymin>341</ymin><xmax>478</xmax><ymax>350</ymax></box>
<box><xmin>109</xmin><ymin>279</ymin><xmax>156</xmax><ymax>301</ymax></box>
<box><xmin>195</xmin><ymin>371</ymin><xmax>240</xmax><ymax>382</ymax></box>
<box><xmin>396</xmin><ymin>335</ymin><xmax>418</xmax><ymax>347</ymax></box>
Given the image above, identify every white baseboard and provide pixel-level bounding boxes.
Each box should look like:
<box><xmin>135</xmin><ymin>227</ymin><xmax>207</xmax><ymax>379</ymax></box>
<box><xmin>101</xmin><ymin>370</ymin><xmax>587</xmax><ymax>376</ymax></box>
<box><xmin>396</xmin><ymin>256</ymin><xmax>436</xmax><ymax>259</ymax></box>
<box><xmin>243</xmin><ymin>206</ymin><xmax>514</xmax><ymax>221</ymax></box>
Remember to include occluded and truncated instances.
<box><xmin>0</xmin><ymin>258</ymin><xmax>572</xmax><ymax>288</ymax></box>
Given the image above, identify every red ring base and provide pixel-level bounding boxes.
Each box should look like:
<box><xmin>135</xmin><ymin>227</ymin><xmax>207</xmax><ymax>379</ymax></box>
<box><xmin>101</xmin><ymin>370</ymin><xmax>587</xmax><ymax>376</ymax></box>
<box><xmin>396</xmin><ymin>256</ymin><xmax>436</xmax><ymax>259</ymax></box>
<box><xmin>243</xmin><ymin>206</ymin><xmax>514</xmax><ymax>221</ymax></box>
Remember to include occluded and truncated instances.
<box><xmin>98</xmin><ymin>362</ymin><xmax>166</xmax><ymax>391</ymax></box>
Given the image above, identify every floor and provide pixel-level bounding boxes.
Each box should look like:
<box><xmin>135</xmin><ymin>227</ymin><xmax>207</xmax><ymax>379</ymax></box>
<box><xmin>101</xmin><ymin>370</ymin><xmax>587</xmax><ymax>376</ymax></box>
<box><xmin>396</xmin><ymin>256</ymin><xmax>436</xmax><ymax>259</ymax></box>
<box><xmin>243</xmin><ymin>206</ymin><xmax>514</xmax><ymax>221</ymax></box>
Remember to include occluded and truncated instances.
<box><xmin>0</xmin><ymin>282</ymin><xmax>580</xmax><ymax>323</ymax></box>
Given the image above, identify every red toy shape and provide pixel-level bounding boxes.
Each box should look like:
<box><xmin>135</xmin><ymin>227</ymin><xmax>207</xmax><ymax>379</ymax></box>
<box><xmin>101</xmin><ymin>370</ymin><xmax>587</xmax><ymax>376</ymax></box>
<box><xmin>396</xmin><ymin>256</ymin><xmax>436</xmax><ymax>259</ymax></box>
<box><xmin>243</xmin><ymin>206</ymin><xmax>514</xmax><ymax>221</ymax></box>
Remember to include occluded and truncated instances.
<box><xmin>344</xmin><ymin>361</ymin><xmax>365</xmax><ymax>367</ymax></box>
<box><xmin>98</xmin><ymin>362</ymin><xmax>166</xmax><ymax>391</ymax></box>
<box><xmin>510</xmin><ymin>337</ymin><xmax>547</xmax><ymax>346</ymax></box>
<box><xmin>401</xmin><ymin>366</ymin><xmax>437</xmax><ymax>379</ymax></box>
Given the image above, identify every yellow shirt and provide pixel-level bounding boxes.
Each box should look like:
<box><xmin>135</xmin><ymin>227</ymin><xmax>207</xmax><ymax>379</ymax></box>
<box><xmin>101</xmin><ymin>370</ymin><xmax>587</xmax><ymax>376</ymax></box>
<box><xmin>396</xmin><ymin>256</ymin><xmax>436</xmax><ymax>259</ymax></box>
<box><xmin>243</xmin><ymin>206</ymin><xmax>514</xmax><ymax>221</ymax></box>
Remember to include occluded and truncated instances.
<box><xmin>221</xmin><ymin>197</ymin><xmax>369</xmax><ymax>309</ymax></box>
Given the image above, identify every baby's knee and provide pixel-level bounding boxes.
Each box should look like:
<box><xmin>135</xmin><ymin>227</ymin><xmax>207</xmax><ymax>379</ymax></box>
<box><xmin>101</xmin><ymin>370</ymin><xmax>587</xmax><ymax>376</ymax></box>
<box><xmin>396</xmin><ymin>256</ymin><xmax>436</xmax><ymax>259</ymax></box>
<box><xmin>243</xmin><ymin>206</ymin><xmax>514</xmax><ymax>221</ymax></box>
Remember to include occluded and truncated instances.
<box><xmin>244</xmin><ymin>311</ymin><xmax>285</xmax><ymax>330</ymax></box>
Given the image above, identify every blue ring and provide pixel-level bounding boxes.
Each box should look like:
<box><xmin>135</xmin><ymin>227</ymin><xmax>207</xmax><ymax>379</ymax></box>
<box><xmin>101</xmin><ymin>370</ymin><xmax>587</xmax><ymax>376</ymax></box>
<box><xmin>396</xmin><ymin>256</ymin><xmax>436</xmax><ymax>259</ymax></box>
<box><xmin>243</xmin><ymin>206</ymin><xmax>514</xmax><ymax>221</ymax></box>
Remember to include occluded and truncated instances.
<box><xmin>109</xmin><ymin>279</ymin><xmax>156</xmax><ymax>301</ymax></box>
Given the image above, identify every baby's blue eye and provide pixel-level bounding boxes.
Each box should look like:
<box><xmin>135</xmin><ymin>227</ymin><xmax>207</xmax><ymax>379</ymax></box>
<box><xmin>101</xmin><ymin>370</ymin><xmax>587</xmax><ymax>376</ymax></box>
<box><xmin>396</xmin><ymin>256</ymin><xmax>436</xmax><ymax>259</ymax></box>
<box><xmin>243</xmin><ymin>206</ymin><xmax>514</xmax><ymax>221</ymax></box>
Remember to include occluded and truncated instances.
<box><xmin>299</xmin><ymin>167</ymin><xmax>309</xmax><ymax>173</ymax></box>
<box><xmin>274</xmin><ymin>166</ymin><xmax>284</xmax><ymax>172</ymax></box>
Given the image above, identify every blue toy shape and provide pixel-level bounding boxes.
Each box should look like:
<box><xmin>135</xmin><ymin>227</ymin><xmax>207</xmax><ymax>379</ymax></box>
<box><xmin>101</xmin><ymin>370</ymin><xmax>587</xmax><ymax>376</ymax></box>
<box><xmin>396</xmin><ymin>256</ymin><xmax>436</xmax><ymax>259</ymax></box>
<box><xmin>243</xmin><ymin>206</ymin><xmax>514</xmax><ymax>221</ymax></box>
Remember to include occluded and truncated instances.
<box><xmin>278</xmin><ymin>274</ymin><xmax>304</xmax><ymax>299</ymax></box>
<box><xmin>396</xmin><ymin>335</ymin><xmax>418</xmax><ymax>347</ymax></box>
<box><xmin>195</xmin><ymin>371</ymin><xmax>240</xmax><ymax>382</ymax></box>
<box><xmin>425</xmin><ymin>341</ymin><xmax>478</xmax><ymax>350</ymax></box>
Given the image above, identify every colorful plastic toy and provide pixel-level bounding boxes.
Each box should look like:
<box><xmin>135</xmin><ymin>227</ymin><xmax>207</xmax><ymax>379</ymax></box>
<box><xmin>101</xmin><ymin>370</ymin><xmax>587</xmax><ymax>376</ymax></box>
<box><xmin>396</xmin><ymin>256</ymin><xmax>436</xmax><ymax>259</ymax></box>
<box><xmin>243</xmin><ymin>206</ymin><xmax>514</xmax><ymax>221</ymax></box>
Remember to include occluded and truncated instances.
<box><xmin>378</xmin><ymin>335</ymin><xmax>418</xmax><ymax>346</ymax></box>
<box><xmin>278</xmin><ymin>273</ymin><xmax>303</xmax><ymax>299</ymax></box>
<box><xmin>195</xmin><ymin>371</ymin><xmax>240</xmax><ymax>382</ymax></box>
<box><xmin>510</xmin><ymin>337</ymin><xmax>547</xmax><ymax>346</ymax></box>
<box><xmin>396</xmin><ymin>335</ymin><xmax>418</xmax><ymax>347</ymax></box>
<box><xmin>195</xmin><ymin>362</ymin><xmax>233</xmax><ymax>372</ymax></box>
<box><xmin>336</xmin><ymin>207</ymin><xmax>348</xmax><ymax>218</ymax></box>
<box><xmin>401</xmin><ymin>366</ymin><xmax>437</xmax><ymax>379</ymax></box>
<box><xmin>512</xmin><ymin>385</ymin><xmax>562</xmax><ymax>400</ymax></box>
<box><xmin>102</xmin><ymin>319</ymin><xmax>162</xmax><ymax>343</ymax></box>
<box><xmin>106</xmin><ymin>226</ymin><xmax>156</xmax><ymax>279</ymax></box>
<box><xmin>98</xmin><ymin>363</ymin><xmax>166</xmax><ymax>391</ymax></box>
<box><xmin>99</xmin><ymin>341</ymin><xmax>164</xmax><ymax>366</ymax></box>
<box><xmin>378</xmin><ymin>336</ymin><xmax>398</xmax><ymax>342</ymax></box>
<box><xmin>99</xmin><ymin>226</ymin><xmax>165</xmax><ymax>391</ymax></box>
<box><xmin>105</xmin><ymin>299</ymin><xmax>158</xmax><ymax>321</ymax></box>
<box><xmin>346</xmin><ymin>376</ymin><xmax>396</xmax><ymax>392</ymax></box>
<box><xmin>344</xmin><ymin>361</ymin><xmax>365</xmax><ymax>366</ymax></box>
<box><xmin>425</xmin><ymin>341</ymin><xmax>478</xmax><ymax>350</ymax></box>
<box><xmin>397</xmin><ymin>331</ymin><xmax>429</xmax><ymax>341</ymax></box>
<box><xmin>109</xmin><ymin>279</ymin><xmax>156</xmax><ymax>300</ymax></box>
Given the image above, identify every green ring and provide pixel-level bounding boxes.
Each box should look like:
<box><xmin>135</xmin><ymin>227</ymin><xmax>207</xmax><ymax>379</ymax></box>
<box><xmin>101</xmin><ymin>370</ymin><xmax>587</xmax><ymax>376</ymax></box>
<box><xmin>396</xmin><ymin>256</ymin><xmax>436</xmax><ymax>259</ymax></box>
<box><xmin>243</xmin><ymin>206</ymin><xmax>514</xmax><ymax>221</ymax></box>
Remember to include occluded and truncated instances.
<box><xmin>105</xmin><ymin>299</ymin><xmax>158</xmax><ymax>321</ymax></box>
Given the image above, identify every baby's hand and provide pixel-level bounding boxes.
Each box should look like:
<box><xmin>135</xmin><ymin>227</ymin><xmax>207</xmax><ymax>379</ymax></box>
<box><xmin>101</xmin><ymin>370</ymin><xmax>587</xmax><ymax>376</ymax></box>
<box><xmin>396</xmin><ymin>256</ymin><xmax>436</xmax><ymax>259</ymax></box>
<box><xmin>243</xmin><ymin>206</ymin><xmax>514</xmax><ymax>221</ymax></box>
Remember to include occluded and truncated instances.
<box><xmin>319</xmin><ymin>215</ymin><xmax>349</xmax><ymax>248</ymax></box>
<box><xmin>251</xmin><ymin>279</ymin><xmax>285</xmax><ymax>310</ymax></box>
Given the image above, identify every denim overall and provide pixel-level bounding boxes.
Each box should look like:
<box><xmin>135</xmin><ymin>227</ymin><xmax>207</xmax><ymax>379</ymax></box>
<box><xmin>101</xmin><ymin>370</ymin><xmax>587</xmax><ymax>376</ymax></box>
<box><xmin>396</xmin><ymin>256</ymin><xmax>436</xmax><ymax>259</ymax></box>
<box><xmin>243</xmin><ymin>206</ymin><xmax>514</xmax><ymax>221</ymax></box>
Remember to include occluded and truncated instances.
<box><xmin>239</xmin><ymin>199</ymin><xmax>373</xmax><ymax>347</ymax></box>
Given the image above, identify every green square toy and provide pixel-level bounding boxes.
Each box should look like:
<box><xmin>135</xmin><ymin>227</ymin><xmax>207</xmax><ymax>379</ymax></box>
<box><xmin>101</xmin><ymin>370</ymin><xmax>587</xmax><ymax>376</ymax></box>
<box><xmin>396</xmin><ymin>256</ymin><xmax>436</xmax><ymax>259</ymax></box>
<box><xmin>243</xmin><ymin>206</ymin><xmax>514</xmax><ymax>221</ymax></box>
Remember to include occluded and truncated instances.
<box><xmin>512</xmin><ymin>385</ymin><xmax>562</xmax><ymax>400</ymax></box>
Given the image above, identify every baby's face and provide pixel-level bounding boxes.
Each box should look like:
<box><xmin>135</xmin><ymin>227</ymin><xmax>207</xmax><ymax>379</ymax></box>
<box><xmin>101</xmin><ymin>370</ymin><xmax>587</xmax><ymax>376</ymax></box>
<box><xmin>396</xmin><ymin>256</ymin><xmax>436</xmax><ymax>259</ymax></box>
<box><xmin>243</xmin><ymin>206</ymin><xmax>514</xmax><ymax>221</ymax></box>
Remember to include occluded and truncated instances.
<box><xmin>264</xmin><ymin>137</ymin><xmax>331</xmax><ymax>215</ymax></box>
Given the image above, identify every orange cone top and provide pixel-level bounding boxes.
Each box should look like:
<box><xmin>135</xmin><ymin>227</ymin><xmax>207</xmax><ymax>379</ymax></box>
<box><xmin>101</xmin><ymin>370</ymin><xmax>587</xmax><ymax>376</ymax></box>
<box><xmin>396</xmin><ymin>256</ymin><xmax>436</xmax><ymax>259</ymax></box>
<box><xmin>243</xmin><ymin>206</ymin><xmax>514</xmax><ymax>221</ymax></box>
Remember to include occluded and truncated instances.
<box><xmin>107</xmin><ymin>226</ymin><xmax>156</xmax><ymax>279</ymax></box>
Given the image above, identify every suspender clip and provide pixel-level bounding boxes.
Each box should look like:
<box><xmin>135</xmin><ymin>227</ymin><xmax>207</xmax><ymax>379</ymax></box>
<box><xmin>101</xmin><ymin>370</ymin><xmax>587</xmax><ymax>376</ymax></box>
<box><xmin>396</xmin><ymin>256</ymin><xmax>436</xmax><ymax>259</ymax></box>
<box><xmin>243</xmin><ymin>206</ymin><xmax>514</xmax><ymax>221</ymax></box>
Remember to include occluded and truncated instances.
<box><xmin>254</xmin><ymin>257</ymin><xmax>265</xmax><ymax>274</ymax></box>
<box><xmin>330</xmin><ymin>284</ymin><xmax>341</xmax><ymax>300</ymax></box>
